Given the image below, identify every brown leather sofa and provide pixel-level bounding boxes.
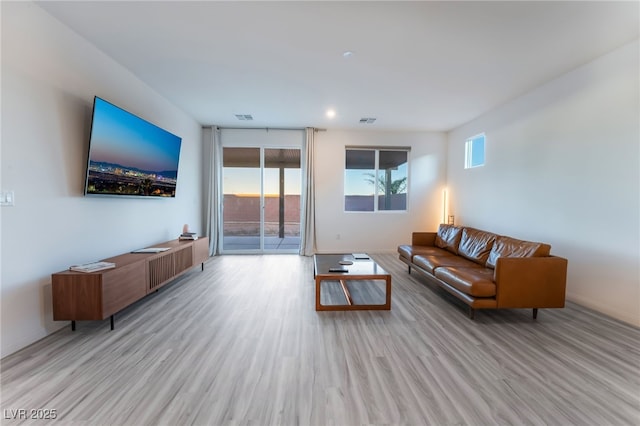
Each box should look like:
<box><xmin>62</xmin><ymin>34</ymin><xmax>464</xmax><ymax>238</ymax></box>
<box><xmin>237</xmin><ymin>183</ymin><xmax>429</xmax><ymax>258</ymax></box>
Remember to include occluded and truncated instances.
<box><xmin>398</xmin><ymin>224</ymin><xmax>567</xmax><ymax>319</ymax></box>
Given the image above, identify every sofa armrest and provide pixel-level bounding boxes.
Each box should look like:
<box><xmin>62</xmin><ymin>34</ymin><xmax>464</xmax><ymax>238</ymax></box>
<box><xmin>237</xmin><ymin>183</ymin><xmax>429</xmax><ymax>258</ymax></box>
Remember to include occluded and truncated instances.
<box><xmin>494</xmin><ymin>256</ymin><xmax>568</xmax><ymax>308</ymax></box>
<box><xmin>412</xmin><ymin>232</ymin><xmax>437</xmax><ymax>247</ymax></box>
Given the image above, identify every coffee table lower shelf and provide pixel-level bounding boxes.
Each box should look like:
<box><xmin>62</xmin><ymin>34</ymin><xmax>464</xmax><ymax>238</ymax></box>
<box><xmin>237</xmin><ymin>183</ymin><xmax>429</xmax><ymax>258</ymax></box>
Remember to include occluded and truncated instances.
<box><xmin>315</xmin><ymin>275</ymin><xmax>392</xmax><ymax>311</ymax></box>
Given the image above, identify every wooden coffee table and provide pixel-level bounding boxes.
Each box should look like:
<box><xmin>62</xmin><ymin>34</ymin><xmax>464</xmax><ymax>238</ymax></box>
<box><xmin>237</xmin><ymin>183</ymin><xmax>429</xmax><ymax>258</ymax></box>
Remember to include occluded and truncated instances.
<box><xmin>314</xmin><ymin>254</ymin><xmax>391</xmax><ymax>311</ymax></box>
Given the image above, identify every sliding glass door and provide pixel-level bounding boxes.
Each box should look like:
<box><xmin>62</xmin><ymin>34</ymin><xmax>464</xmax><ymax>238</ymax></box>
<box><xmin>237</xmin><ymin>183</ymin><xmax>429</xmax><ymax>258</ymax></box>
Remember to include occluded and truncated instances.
<box><xmin>222</xmin><ymin>148</ymin><xmax>262</xmax><ymax>251</ymax></box>
<box><xmin>222</xmin><ymin>147</ymin><xmax>301</xmax><ymax>253</ymax></box>
<box><xmin>263</xmin><ymin>148</ymin><xmax>301</xmax><ymax>251</ymax></box>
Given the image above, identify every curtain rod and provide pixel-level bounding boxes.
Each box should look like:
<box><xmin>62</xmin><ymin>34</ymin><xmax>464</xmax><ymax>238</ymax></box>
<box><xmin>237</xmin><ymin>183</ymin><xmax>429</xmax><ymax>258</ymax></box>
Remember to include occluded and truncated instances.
<box><xmin>203</xmin><ymin>126</ymin><xmax>326</xmax><ymax>132</ymax></box>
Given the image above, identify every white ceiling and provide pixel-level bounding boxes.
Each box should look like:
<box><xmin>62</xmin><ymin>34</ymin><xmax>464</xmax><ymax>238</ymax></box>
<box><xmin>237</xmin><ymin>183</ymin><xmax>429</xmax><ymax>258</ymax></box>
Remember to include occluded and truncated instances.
<box><xmin>37</xmin><ymin>1</ymin><xmax>639</xmax><ymax>131</ymax></box>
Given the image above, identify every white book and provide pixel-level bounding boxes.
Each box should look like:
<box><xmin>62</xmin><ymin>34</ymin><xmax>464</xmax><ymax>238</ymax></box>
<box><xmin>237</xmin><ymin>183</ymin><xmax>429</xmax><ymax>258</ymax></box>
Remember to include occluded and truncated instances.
<box><xmin>131</xmin><ymin>247</ymin><xmax>170</xmax><ymax>253</ymax></box>
<box><xmin>69</xmin><ymin>261</ymin><xmax>115</xmax><ymax>273</ymax></box>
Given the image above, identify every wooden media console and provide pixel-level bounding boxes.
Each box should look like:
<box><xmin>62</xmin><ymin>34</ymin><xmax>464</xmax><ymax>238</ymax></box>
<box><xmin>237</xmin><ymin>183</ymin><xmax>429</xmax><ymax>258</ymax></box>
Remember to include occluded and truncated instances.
<box><xmin>52</xmin><ymin>237</ymin><xmax>209</xmax><ymax>330</ymax></box>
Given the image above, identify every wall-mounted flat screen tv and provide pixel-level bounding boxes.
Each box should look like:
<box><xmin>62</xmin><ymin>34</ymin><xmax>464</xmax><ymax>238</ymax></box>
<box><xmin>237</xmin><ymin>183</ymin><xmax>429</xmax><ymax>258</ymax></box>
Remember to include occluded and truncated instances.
<box><xmin>84</xmin><ymin>96</ymin><xmax>182</xmax><ymax>198</ymax></box>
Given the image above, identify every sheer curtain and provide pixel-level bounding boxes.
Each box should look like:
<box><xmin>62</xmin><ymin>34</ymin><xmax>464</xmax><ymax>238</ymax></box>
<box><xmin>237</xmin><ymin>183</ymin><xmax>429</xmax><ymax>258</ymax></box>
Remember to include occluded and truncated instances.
<box><xmin>300</xmin><ymin>127</ymin><xmax>316</xmax><ymax>256</ymax></box>
<box><xmin>203</xmin><ymin>126</ymin><xmax>222</xmax><ymax>256</ymax></box>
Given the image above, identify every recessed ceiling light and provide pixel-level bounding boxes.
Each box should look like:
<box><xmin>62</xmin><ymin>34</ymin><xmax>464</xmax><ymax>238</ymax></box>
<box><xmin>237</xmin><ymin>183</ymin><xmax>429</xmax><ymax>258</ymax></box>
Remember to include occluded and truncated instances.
<box><xmin>326</xmin><ymin>109</ymin><xmax>336</xmax><ymax>118</ymax></box>
<box><xmin>343</xmin><ymin>51</ymin><xmax>354</xmax><ymax>58</ymax></box>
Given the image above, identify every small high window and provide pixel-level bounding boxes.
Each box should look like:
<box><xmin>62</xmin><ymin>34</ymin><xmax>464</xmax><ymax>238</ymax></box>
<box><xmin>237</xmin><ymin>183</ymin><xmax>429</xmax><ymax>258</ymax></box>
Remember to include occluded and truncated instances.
<box><xmin>465</xmin><ymin>133</ymin><xmax>485</xmax><ymax>169</ymax></box>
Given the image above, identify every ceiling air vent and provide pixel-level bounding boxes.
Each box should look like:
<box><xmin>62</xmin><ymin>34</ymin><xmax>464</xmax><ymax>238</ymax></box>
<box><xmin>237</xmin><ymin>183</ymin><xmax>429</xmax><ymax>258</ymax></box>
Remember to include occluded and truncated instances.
<box><xmin>235</xmin><ymin>114</ymin><xmax>253</xmax><ymax>121</ymax></box>
<box><xmin>359</xmin><ymin>117</ymin><xmax>376</xmax><ymax>124</ymax></box>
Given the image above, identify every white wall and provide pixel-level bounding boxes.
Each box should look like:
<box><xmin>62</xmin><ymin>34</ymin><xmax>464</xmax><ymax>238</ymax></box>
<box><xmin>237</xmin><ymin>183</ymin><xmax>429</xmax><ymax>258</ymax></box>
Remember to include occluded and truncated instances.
<box><xmin>220</xmin><ymin>128</ymin><xmax>304</xmax><ymax>148</ymax></box>
<box><xmin>315</xmin><ymin>130</ymin><xmax>447</xmax><ymax>253</ymax></box>
<box><xmin>447</xmin><ymin>40</ymin><xmax>640</xmax><ymax>326</ymax></box>
<box><xmin>1</xmin><ymin>2</ymin><xmax>204</xmax><ymax>357</ymax></box>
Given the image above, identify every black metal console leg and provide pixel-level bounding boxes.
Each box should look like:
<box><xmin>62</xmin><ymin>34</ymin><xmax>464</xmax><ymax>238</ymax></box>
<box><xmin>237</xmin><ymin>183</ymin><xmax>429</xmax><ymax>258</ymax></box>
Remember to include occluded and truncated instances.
<box><xmin>71</xmin><ymin>321</ymin><xmax>76</xmax><ymax>331</ymax></box>
<box><xmin>533</xmin><ymin>308</ymin><xmax>538</xmax><ymax>320</ymax></box>
<box><xmin>110</xmin><ymin>315</ymin><xmax>114</xmax><ymax>330</ymax></box>
<box><xmin>202</xmin><ymin>262</ymin><xmax>204</xmax><ymax>271</ymax></box>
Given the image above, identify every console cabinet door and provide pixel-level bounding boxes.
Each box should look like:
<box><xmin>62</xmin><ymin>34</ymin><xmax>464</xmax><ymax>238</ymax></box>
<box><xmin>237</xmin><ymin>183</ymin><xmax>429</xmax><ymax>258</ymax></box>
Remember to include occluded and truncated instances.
<box><xmin>52</xmin><ymin>274</ymin><xmax>103</xmax><ymax>321</ymax></box>
<box><xmin>193</xmin><ymin>238</ymin><xmax>210</xmax><ymax>266</ymax></box>
<box><xmin>102</xmin><ymin>261</ymin><xmax>146</xmax><ymax>318</ymax></box>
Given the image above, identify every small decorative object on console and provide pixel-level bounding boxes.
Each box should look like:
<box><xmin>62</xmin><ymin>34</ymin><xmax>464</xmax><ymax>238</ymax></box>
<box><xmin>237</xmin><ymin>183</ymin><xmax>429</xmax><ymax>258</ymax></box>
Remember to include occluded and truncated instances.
<box><xmin>180</xmin><ymin>223</ymin><xmax>198</xmax><ymax>240</ymax></box>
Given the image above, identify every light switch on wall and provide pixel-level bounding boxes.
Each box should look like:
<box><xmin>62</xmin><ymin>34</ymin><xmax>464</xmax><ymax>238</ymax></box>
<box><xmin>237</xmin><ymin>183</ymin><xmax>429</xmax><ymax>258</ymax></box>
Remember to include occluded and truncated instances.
<box><xmin>1</xmin><ymin>190</ymin><xmax>15</xmax><ymax>206</ymax></box>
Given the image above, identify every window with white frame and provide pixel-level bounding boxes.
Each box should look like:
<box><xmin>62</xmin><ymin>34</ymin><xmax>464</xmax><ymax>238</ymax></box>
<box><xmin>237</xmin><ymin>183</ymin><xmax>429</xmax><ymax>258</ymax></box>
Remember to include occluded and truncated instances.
<box><xmin>465</xmin><ymin>133</ymin><xmax>485</xmax><ymax>169</ymax></box>
<box><xmin>344</xmin><ymin>147</ymin><xmax>409</xmax><ymax>212</ymax></box>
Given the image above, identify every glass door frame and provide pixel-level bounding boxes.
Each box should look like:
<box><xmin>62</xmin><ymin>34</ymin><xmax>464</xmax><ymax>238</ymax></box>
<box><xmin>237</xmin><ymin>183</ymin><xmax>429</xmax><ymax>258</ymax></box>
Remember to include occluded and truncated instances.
<box><xmin>221</xmin><ymin>145</ymin><xmax>301</xmax><ymax>254</ymax></box>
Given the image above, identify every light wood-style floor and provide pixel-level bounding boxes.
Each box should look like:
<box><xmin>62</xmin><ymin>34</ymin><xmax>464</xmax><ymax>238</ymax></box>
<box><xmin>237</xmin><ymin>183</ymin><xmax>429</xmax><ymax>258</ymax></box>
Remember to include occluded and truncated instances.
<box><xmin>1</xmin><ymin>254</ymin><xmax>639</xmax><ymax>425</ymax></box>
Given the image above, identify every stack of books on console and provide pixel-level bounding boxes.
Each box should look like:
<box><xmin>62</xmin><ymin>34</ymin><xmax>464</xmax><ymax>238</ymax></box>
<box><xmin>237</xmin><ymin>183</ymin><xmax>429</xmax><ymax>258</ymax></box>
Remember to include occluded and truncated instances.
<box><xmin>179</xmin><ymin>232</ymin><xmax>198</xmax><ymax>241</ymax></box>
<box><xmin>69</xmin><ymin>261</ymin><xmax>115</xmax><ymax>273</ymax></box>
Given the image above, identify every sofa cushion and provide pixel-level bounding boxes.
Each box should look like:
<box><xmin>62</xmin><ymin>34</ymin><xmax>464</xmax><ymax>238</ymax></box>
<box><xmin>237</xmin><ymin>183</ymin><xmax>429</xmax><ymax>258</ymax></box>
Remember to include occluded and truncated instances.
<box><xmin>398</xmin><ymin>245</ymin><xmax>453</xmax><ymax>261</ymax></box>
<box><xmin>434</xmin><ymin>224</ymin><xmax>463</xmax><ymax>254</ymax></box>
<box><xmin>458</xmin><ymin>227</ymin><xmax>497</xmax><ymax>265</ymax></box>
<box><xmin>413</xmin><ymin>254</ymin><xmax>478</xmax><ymax>275</ymax></box>
<box><xmin>486</xmin><ymin>236</ymin><xmax>552</xmax><ymax>269</ymax></box>
<box><xmin>434</xmin><ymin>267</ymin><xmax>496</xmax><ymax>297</ymax></box>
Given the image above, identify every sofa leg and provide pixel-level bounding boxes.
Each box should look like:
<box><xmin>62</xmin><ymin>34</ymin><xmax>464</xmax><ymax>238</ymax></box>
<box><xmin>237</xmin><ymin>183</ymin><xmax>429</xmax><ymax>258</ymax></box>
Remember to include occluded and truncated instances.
<box><xmin>533</xmin><ymin>308</ymin><xmax>538</xmax><ymax>320</ymax></box>
<box><xmin>469</xmin><ymin>307</ymin><xmax>475</xmax><ymax>320</ymax></box>
<box><xmin>408</xmin><ymin>265</ymin><xmax>411</xmax><ymax>274</ymax></box>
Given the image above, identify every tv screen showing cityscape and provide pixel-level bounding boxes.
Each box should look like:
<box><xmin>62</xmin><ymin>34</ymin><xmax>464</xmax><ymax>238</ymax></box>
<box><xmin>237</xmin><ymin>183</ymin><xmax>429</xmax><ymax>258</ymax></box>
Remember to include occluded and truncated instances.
<box><xmin>85</xmin><ymin>97</ymin><xmax>182</xmax><ymax>197</ymax></box>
